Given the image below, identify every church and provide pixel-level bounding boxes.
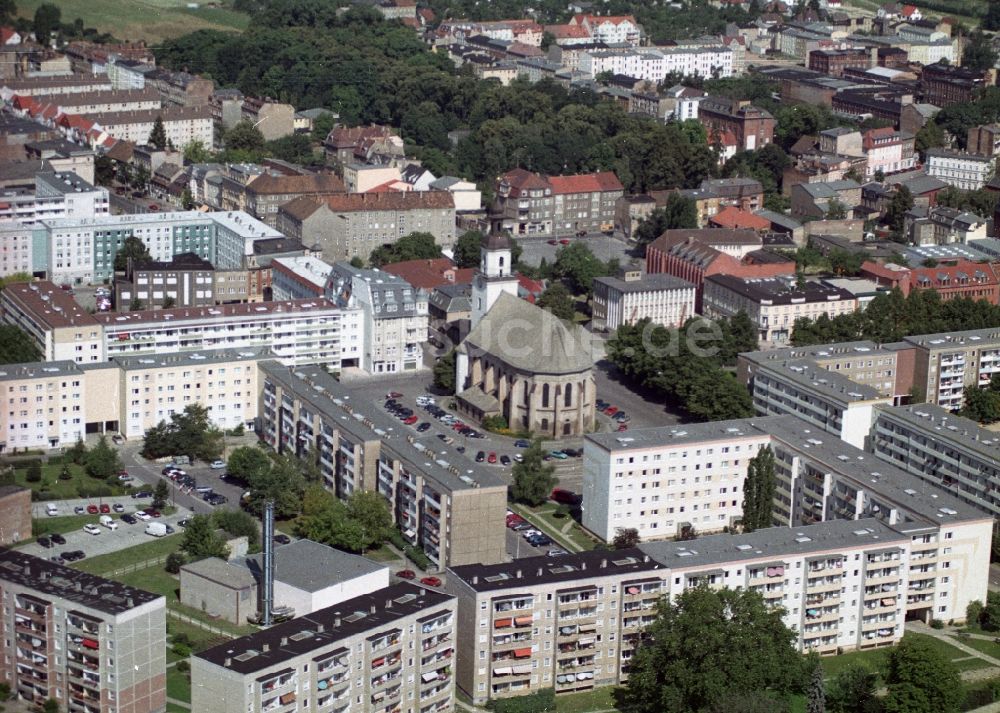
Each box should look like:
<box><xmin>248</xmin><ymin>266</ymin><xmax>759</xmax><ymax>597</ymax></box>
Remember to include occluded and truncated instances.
<box><xmin>454</xmin><ymin>231</ymin><xmax>596</xmax><ymax>438</ymax></box>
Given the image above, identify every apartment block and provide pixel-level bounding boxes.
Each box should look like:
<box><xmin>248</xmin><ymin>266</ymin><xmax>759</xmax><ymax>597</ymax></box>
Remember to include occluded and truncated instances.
<box><xmin>491</xmin><ymin>169</ymin><xmax>623</xmax><ymax>238</ymax></box>
<box><xmin>0</xmin><ymin>361</ymin><xmax>86</xmax><ymax>451</ymax></box>
<box><xmin>702</xmin><ymin>275</ymin><xmax>858</xmax><ymax>345</ymax></box>
<box><xmin>583</xmin><ymin>419</ymin><xmax>771</xmax><ymax>542</ymax></box>
<box><xmin>926</xmin><ymin>149</ymin><xmax>996</xmax><ymax>191</ymax></box>
<box><xmin>96</xmin><ymin>300</ymin><xmax>361</xmax><ymax>369</ymax></box>
<box><xmin>271</xmin><ymin>255</ymin><xmax>334</xmax><ymax>301</ymax></box>
<box><xmin>903</xmin><ymin>328</ymin><xmax>1000</xmax><ymax>411</ymax></box>
<box><xmin>0</xmin><ymin>282</ymin><xmax>105</xmax><ymax>363</ymax></box>
<box><xmin>0</xmin><ymin>171</ymin><xmax>108</xmax><ymax>227</ymax></box>
<box><xmin>870</xmin><ymin>403</ymin><xmax>1000</xmax><ymax>519</ymax></box>
<box><xmin>191</xmin><ymin>582</ymin><xmax>455</xmax><ymax>713</ymax></box>
<box><xmin>698</xmin><ymin>97</ymin><xmax>776</xmax><ymax>153</ymax></box>
<box><xmin>240</xmin><ymin>97</ymin><xmax>295</xmax><ymax>141</ymax></box>
<box><xmin>591</xmin><ymin>270</ymin><xmax>695</xmax><ymax>332</ymax></box>
<box><xmin>0</xmin><ymin>550</ymin><xmax>167</xmax><ymax>713</ymax></box>
<box><xmin>450</xmin><ymin>507</ymin><xmax>989</xmax><ymax>706</ymax></box>
<box><xmin>258</xmin><ymin>363</ymin><xmax>507</xmax><ymax>569</ymax></box>
<box><xmin>64</xmin><ymin>106</ymin><xmax>213</xmax><ymax>150</ymax></box>
<box><xmin>0</xmin><ymin>485</ymin><xmax>31</xmax><ymax>545</ymax></box>
<box><xmin>278</xmin><ymin>192</ymin><xmax>456</xmax><ymax>263</ymax></box>
<box><xmin>114</xmin><ymin>253</ymin><xmax>216</xmax><ymax>311</ymax></box>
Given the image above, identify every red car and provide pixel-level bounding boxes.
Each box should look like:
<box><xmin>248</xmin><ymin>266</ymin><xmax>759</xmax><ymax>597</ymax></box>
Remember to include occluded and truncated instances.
<box><xmin>403</xmin><ymin>415</ymin><xmax>419</xmax><ymax>425</ymax></box>
<box><xmin>146</xmin><ymin>508</ymin><xmax>161</xmax><ymax>518</ymax></box>
<box><xmin>395</xmin><ymin>569</ymin><xmax>416</xmax><ymax>580</ymax></box>
<box><xmin>86</xmin><ymin>504</ymin><xmax>98</xmax><ymax>514</ymax></box>
<box><xmin>547</xmin><ymin>239</ymin><xmax>558</xmax><ymax>245</ymax></box>
<box><xmin>506</xmin><ymin>515</ymin><xmax>525</xmax><ymax>528</ymax></box>
<box><xmin>99</xmin><ymin>504</ymin><xmax>110</xmax><ymax>514</ymax></box>
<box><xmin>617</xmin><ymin>423</ymin><xmax>629</xmax><ymax>432</ymax></box>
<box><xmin>551</xmin><ymin>488</ymin><xmax>581</xmax><ymax>505</ymax></box>
<box><xmin>487</xmin><ymin>452</ymin><xmax>497</xmax><ymax>464</ymax></box>
<box><xmin>386</xmin><ymin>391</ymin><xmax>403</xmax><ymax>399</ymax></box>
<box><xmin>420</xmin><ymin>576</ymin><xmax>442</xmax><ymax>587</ymax></box>
<box><xmin>605</xmin><ymin>406</ymin><xmax>619</xmax><ymax>416</ymax></box>
<box><xmin>559</xmin><ymin>238</ymin><xmax>571</xmax><ymax>245</ymax></box>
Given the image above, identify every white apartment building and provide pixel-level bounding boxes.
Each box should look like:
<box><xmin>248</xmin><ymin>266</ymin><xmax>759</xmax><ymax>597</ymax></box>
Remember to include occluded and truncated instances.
<box><xmin>449</xmin><ymin>510</ymin><xmax>989</xmax><ymax>706</ymax></box>
<box><xmin>592</xmin><ymin>271</ymin><xmax>695</xmax><ymax>332</ymax></box>
<box><xmin>0</xmin><ymin>361</ymin><xmax>86</xmax><ymax>452</ymax></box>
<box><xmin>578</xmin><ymin>47</ymin><xmax>732</xmax><ymax>82</ymax></box>
<box><xmin>191</xmin><ymin>582</ymin><xmax>457</xmax><ymax>713</ymax></box>
<box><xmin>271</xmin><ymin>255</ymin><xmax>334</xmax><ymax>301</ymax></box>
<box><xmin>0</xmin><ymin>550</ymin><xmax>168</xmax><ymax>713</ymax></box>
<box><xmin>742</xmin><ymin>357</ymin><xmax>892</xmax><ymax>449</ymax></box>
<box><xmin>0</xmin><ymin>282</ymin><xmax>105</xmax><ymax>363</ymax></box>
<box><xmin>926</xmin><ymin>149</ymin><xmax>996</xmax><ymax>191</ymax></box>
<box><xmin>96</xmin><ymin>300</ymin><xmax>362</xmax><ymax>369</ymax></box>
<box><xmin>583</xmin><ymin>419</ymin><xmax>771</xmax><ymax>542</ymax></box>
<box><xmin>77</xmin><ymin>106</ymin><xmax>213</xmax><ymax>150</ymax></box>
<box><xmin>0</xmin><ymin>225</ymin><xmax>35</xmax><ymax>277</ymax></box>
<box><xmin>210</xmin><ymin>210</ymin><xmax>283</xmax><ymax>270</ymax></box>
<box><xmin>864</xmin><ymin>129</ymin><xmax>916</xmax><ymax>178</ymax></box>
<box><xmin>326</xmin><ymin>264</ymin><xmax>429</xmax><ymax>374</ymax></box>
<box><xmin>0</xmin><ymin>172</ymin><xmax>108</xmax><ymax>227</ymax></box>
<box><xmin>574</xmin><ymin>15</ymin><xmax>642</xmax><ymax>45</ymax></box>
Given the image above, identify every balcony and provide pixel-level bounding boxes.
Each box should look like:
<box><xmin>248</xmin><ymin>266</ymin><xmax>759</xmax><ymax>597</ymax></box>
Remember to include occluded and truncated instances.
<box><xmin>494</xmin><ymin>615</ymin><xmax>534</xmax><ymax>630</ymax></box>
<box><xmin>492</xmin><ymin>663</ymin><xmax>533</xmax><ymax>679</ymax></box>
<box><xmin>260</xmin><ymin>670</ymin><xmax>295</xmax><ymax>695</ymax></box>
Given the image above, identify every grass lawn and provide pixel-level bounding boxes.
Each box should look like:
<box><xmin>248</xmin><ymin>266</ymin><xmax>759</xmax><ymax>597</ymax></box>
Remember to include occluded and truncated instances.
<box><xmin>166</xmin><ymin>665</ymin><xmax>192</xmax><ymax>703</ymax></box>
<box><xmin>954</xmin><ymin>656</ymin><xmax>995</xmax><ymax>673</ymax></box>
<box><xmin>16</xmin><ymin>0</ymin><xmax>248</xmax><ymax>43</ymax></box>
<box><xmin>555</xmin><ymin>686</ymin><xmax>616</xmax><ymax>712</ymax></box>
<box><xmin>510</xmin><ymin>502</ymin><xmax>598</xmax><ymax>552</ymax></box>
<box><xmin>171</xmin><ymin>601</ymin><xmax>258</xmax><ymax>637</ymax></box>
<box><xmin>117</xmin><ymin>564</ymin><xmax>180</xmax><ymax>603</ymax></box>
<box><xmin>71</xmin><ymin>534</ymin><xmax>182</xmax><ymax>575</ymax></box>
<box><xmin>819</xmin><ymin>633</ymin><xmax>987</xmax><ymax>679</ymax></box>
<box><xmin>11</xmin><ymin>462</ymin><xmax>128</xmax><ymax>500</ymax></box>
<box><xmin>953</xmin><ymin>635</ymin><xmax>1000</xmax><ymax>660</ymax></box>
<box><xmin>167</xmin><ymin>618</ymin><xmax>232</xmax><ymax>652</ymax></box>
<box><xmin>364</xmin><ymin>544</ymin><xmax>402</xmax><ymax>563</ymax></box>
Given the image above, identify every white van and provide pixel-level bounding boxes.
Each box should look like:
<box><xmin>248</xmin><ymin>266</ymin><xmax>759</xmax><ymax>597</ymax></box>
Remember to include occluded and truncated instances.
<box><xmin>145</xmin><ymin>522</ymin><xmax>167</xmax><ymax>537</ymax></box>
<box><xmin>100</xmin><ymin>515</ymin><xmax>118</xmax><ymax>530</ymax></box>
<box><xmin>46</xmin><ymin>503</ymin><xmax>59</xmax><ymax>517</ymax></box>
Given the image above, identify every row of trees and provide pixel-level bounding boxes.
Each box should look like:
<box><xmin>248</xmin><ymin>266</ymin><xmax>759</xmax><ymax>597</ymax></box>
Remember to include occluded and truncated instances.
<box><xmin>789</xmin><ymin>287</ymin><xmax>1000</xmax><ymax>347</ymax></box>
<box><xmin>295</xmin><ymin>485</ymin><xmax>395</xmax><ymax>553</ymax></box>
<box><xmin>605</xmin><ymin>315</ymin><xmax>758</xmax><ymax>422</ymax></box>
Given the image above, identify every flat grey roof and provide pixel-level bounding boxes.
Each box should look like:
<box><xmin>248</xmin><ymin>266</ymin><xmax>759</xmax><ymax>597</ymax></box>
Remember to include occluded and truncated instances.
<box><xmin>104</xmin><ymin>348</ymin><xmax>273</xmax><ymax>372</ymax></box>
<box><xmin>754</xmin><ymin>357</ymin><xmax>885</xmax><ymax>404</ymax></box>
<box><xmin>259</xmin><ymin>362</ymin><xmax>506</xmax><ymax>494</ymax></box>
<box><xmin>181</xmin><ymin>557</ymin><xmax>256</xmax><ymax>590</ymax></box>
<box><xmin>593</xmin><ymin>273</ymin><xmax>695</xmax><ymax>294</ymax></box>
<box><xmin>587</xmin><ymin>417</ymin><xmax>772</xmax><ymax>453</ymax></box>
<box><xmin>904</xmin><ymin>327</ymin><xmax>1000</xmax><ymax>349</ymax></box>
<box><xmin>875</xmin><ymin>403</ymin><xmax>1000</xmax><ymax>464</ymax></box>
<box><xmin>0</xmin><ymin>360</ymin><xmax>83</xmax><ymax>382</ymax></box>
<box><xmin>243</xmin><ymin>540</ymin><xmax>385</xmax><ymax>593</ymax></box>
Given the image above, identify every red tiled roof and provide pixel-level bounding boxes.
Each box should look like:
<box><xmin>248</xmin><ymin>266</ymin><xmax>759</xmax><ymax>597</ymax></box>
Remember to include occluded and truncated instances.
<box><xmin>545</xmin><ymin>23</ymin><xmax>590</xmax><ymax>38</ymax></box>
<box><xmin>518</xmin><ymin>274</ymin><xmax>546</xmax><ymax>296</ymax></box>
<box><xmin>708</xmin><ymin>206</ymin><xmax>771</xmax><ymax>231</ymax></box>
<box><xmin>381</xmin><ymin>258</ymin><xmax>475</xmax><ymax>290</ymax></box>
<box><xmin>907</xmin><ymin>260</ymin><xmax>1000</xmax><ymax>291</ymax></box>
<box><xmin>901</xmin><ymin>4</ymin><xmax>918</xmax><ymax>16</ymax></box>
<box><xmin>548</xmin><ymin>171</ymin><xmax>623</xmax><ymax>194</ymax></box>
<box><xmin>500</xmin><ymin>168</ymin><xmax>551</xmax><ymax>194</ymax></box>
<box><xmin>0</xmin><ymin>26</ymin><xmax>18</xmax><ymax>44</ymax></box>
<box><xmin>366</xmin><ymin>179</ymin><xmax>410</xmax><ymax>193</ymax></box>
<box><xmin>572</xmin><ymin>13</ymin><xmax>637</xmax><ymax>26</ymax></box>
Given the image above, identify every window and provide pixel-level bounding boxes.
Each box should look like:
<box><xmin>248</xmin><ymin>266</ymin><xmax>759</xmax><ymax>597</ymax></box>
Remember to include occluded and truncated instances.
<box><xmin>542</xmin><ymin>383</ymin><xmax>550</xmax><ymax>408</ymax></box>
<box><xmin>565</xmin><ymin>383</ymin><xmax>572</xmax><ymax>407</ymax></box>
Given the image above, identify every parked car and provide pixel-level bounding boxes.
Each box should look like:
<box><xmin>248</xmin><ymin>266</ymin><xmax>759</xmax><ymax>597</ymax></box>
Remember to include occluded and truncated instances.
<box><xmin>99</xmin><ymin>504</ymin><xmax>110</xmax><ymax>514</ymax></box>
<box><xmin>475</xmin><ymin>451</ymin><xmax>486</xmax><ymax>462</ymax></box>
<box><xmin>396</xmin><ymin>569</ymin><xmax>416</xmax><ymax>580</ymax></box>
<box><xmin>547</xmin><ymin>548</ymin><xmax>569</xmax><ymax>557</ymax></box>
<box><xmin>178</xmin><ymin>519</ymin><xmax>189</xmax><ymax>528</ymax></box>
<box><xmin>386</xmin><ymin>391</ymin><xmax>403</xmax><ymax>399</ymax></box>
<box><xmin>500</xmin><ymin>455</ymin><xmax>511</xmax><ymax>466</ymax></box>
<box><xmin>164</xmin><ymin>524</ymin><xmax>175</xmax><ymax>535</ymax></box>
<box><xmin>551</xmin><ymin>488</ymin><xmax>581</xmax><ymax>505</ymax></box>
<box><xmin>121</xmin><ymin>514</ymin><xmax>137</xmax><ymax>525</ymax></box>
<box><xmin>487</xmin><ymin>452</ymin><xmax>497</xmax><ymax>464</ymax></box>
<box><xmin>50</xmin><ymin>533</ymin><xmax>66</xmax><ymax>545</ymax></box>
<box><xmin>145</xmin><ymin>508</ymin><xmax>162</xmax><ymax>518</ymax></box>
<box><xmin>74</xmin><ymin>505</ymin><xmax>85</xmax><ymax>515</ymax></box>
<box><xmin>83</xmin><ymin>524</ymin><xmax>100</xmax><ymax>535</ymax></box>
<box><xmin>86</xmin><ymin>504</ymin><xmax>98</xmax><ymax>514</ymax></box>
<box><xmin>118</xmin><ymin>473</ymin><xmax>132</xmax><ymax>482</ymax></box>
<box><xmin>38</xmin><ymin>536</ymin><xmax>52</xmax><ymax>548</ymax></box>
<box><xmin>548</xmin><ymin>451</ymin><xmax>569</xmax><ymax>460</ymax></box>
<box><xmin>210</xmin><ymin>460</ymin><xmax>226</xmax><ymax>469</ymax></box>
<box><xmin>417</xmin><ymin>422</ymin><xmax>431</xmax><ymax>432</ymax></box>
<box><xmin>617</xmin><ymin>424</ymin><xmax>629</xmax><ymax>432</ymax></box>
<box><xmin>135</xmin><ymin>511</ymin><xmax>151</xmax><ymax>521</ymax></box>
<box><xmin>112</xmin><ymin>503</ymin><xmax>125</xmax><ymax>513</ymax></box>
<box><xmin>273</xmin><ymin>534</ymin><xmax>291</xmax><ymax>545</ymax></box>
<box><xmin>420</xmin><ymin>576</ymin><xmax>442</xmax><ymax>587</ymax></box>
<box><xmin>403</xmin><ymin>415</ymin><xmax>419</xmax><ymax>425</ymax></box>
<box><xmin>512</xmin><ymin>521</ymin><xmax>533</xmax><ymax>532</ymax></box>
<box><xmin>112</xmin><ymin>435</ymin><xmax>124</xmax><ymax>445</ymax></box>
<box><xmin>514</xmin><ymin>439</ymin><xmax>531</xmax><ymax>448</ymax></box>
<box><xmin>132</xmin><ymin>491</ymin><xmax>152</xmax><ymax>499</ymax></box>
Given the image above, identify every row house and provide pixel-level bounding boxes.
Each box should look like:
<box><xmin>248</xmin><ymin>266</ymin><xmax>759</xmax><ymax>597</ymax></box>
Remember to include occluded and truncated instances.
<box><xmin>257</xmin><ymin>362</ymin><xmax>508</xmax><ymax>569</ymax></box>
<box><xmin>862</xmin><ymin>126</ymin><xmax>916</xmax><ymax>178</ymax></box>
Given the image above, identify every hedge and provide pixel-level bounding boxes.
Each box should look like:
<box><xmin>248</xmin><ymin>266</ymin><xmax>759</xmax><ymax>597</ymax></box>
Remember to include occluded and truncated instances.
<box><xmin>404</xmin><ymin>545</ymin><xmax>432</xmax><ymax>571</ymax></box>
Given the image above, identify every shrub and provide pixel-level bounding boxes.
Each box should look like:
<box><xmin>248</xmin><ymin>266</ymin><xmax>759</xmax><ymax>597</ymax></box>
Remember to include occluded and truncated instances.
<box><xmin>59</xmin><ymin>465</ymin><xmax>72</xmax><ymax>480</ymax></box>
<box><xmin>489</xmin><ymin>688</ymin><xmax>556</xmax><ymax>713</ymax></box>
<box><xmin>968</xmin><ymin>600</ymin><xmax>984</xmax><ymax>627</ymax></box>
<box><xmin>389</xmin><ymin>529</ymin><xmax>408</xmax><ymax>550</ymax></box>
<box><xmin>172</xmin><ymin>642</ymin><xmax>192</xmax><ymax>658</ymax></box>
<box><xmin>0</xmin><ymin>682</ymin><xmax>9</xmax><ymax>700</ymax></box>
<box><xmin>165</xmin><ymin>552</ymin><xmax>187</xmax><ymax>574</ymax></box>
<box><xmin>25</xmin><ymin>462</ymin><xmax>42</xmax><ymax>483</ymax></box>
<box><xmin>172</xmin><ymin>632</ymin><xmax>192</xmax><ymax>647</ymax></box>
<box><xmin>930</xmin><ymin>618</ymin><xmax>945</xmax><ymax>629</ymax></box>
<box><xmin>175</xmin><ymin>660</ymin><xmax>190</xmax><ymax>673</ymax></box>
<box><xmin>404</xmin><ymin>545</ymin><xmax>432</xmax><ymax>571</ymax></box>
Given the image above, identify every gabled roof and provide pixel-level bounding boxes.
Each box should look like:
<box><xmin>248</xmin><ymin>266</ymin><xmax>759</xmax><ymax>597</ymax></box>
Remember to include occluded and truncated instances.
<box><xmin>548</xmin><ymin>171</ymin><xmax>623</xmax><ymax>194</ymax></box>
<box><xmin>709</xmin><ymin>206</ymin><xmax>771</xmax><ymax>231</ymax></box>
<box><xmin>380</xmin><ymin>258</ymin><xmax>476</xmax><ymax>290</ymax></box>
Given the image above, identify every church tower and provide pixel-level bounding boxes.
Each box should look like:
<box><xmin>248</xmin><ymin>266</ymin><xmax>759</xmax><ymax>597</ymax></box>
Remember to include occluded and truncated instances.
<box><xmin>471</xmin><ymin>228</ymin><xmax>519</xmax><ymax>328</ymax></box>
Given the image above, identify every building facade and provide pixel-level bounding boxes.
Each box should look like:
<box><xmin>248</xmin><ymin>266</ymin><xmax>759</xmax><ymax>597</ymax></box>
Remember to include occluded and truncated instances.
<box><xmin>926</xmin><ymin>149</ymin><xmax>996</xmax><ymax>191</ymax></box>
<box><xmin>591</xmin><ymin>270</ymin><xmax>695</xmax><ymax>332</ymax></box>
<box><xmin>491</xmin><ymin>169</ymin><xmax>623</xmax><ymax>238</ymax></box>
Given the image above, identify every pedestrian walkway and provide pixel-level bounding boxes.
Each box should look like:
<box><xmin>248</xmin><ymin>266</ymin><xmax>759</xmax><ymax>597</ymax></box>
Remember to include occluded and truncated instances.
<box><xmin>907</xmin><ymin>621</ymin><xmax>1000</xmax><ymax>667</ymax></box>
<box><xmin>167</xmin><ymin>696</ymin><xmax>191</xmax><ymax>710</ymax></box>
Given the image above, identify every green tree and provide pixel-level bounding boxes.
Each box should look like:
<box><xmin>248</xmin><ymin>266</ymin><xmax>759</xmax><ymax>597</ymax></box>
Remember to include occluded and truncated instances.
<box><xmin>224</xmin><ymin>120</ymin><xmax>266</xmax><ymax>154</ymax></box>
<box><xmin>59</xmin><ymin>464</ymin><xmax>72</xmax><ymax>480</ymax></box>
<box><xmin>153</xmin><ymin>480</ymin><xmax>170</xmax><ymax>509</ymax></box>
<box><xmin>826</xmin><ymin>665</ymin><xmax>880</xmax><ymax>713</ymax></box>
<box><xmin>181</xmin><ymin>514</ymin><xmax>229</xmax><ymax>561</ymax></box>
<box><xmin>915</xmin><ymin>121</ymin><xmax>945</xmax><ymax>156</ymax></box>
<box><xmin>244</xmin><ymin>454</ymin><xmax>306</xmax><ymax>518</ymax></box>
<box><xmin>369</xmin><ymin>231</ymin><xmax>442</xmax><ymax>266</ymax></box>
<box><xmin>346</xmin><ymin>490</ymin><xmax>393</xmax><ymax>551</ymax></box>
<box><xmin>213</xmin><ymin>509</ymin><xmax>260</xmax><ymax>550</ymax></box>
<box><xmin>552</xmin><ymin>241</ymin><xmax>610</xmax><ymax>296</ymax></box>
<box><xmin>615</xmin><ymin>586</ymin><xmax>804</xmax><ymax>713</ymax></box>
<box><xmin>967</xmin><ymin>599</ymin><xmax>984</xmax><ymax>627</ymax></box>
<box><xmin>742</xmin><ymin>446</ymin><xmax>775</xmax><ymax>532</ymax></box>
<box><xmin>114</xmin><ymin>236</ymin><xmax>152</xmax><ymax>272</ymax></box>
<box><xmin>42</xmin><ymin>699</ymin><xmax>59</xmax><ymax>713</ymax></box>
<box><xmin>295</xmin><ymin>485</ymin><xmax>368</xmax><ymax>552</ymax></box>
<box><xmin>0</xmin><ymin>325</ymin><xmax>42</xmax><ymax>364</ymax></box>
<box><xmin>149</xmin><ymin>116</ymin><xmax>167</xmax><ymax>151</ymax></box>
<box><xmin>536</xmin><ymin>281</ymin><xmax>575</xmax><ymax>321</ymax></box>
<box><xmin>825</xmin><ymin>199</ymin><xmax>847</xmax><ymax>220</ymax></box>
<box><xmin>885</xmin><ymin>185</ymin><xmax>914</xmax><ymax>240</ymax></box>
<box><xmin>226</xmin><ymin>446</ymin><xmax>272</xmax><ymax>482</ymax></box>
<box><xmin>0</xmin><ymin>0</ymin><xmax>16</xmax><ymax>25</ymax></box>
<box><xmin>141</xmin><ymin>404</ymin><xmax>223</xmax><ymax>461</ymax></box>
<box><xmin>453</xmin><ymin>230</ymin><xmax>483</xmax><ymax>268</ymax></box>
<box><xmin>883</xmin><ymin>635</ymin><xmax>963</xmax><ymax>713</ymax></box>
<box><xmin>165</xmin><ymin>551</ymin><xmax>187</xmax><ymax>574</ymax></box>
<box><xmin>806</xmin><ymin>662</ymin><xmax>825</xmax><ymax>713</ymax></box>
<box><xmin>349</xmin><ymin>256</ymin><xmax>365</xmax><ymax>268</ymax></box>
<box><xmin>828</xmin><ymin>250</ymin><xmax>864</xmax><ymax>277</ymax></box>
<box><xmin>634</xmin><ymin>195</ymin><xmax>699</xmax><ymax>245</ymax></box>
<box><xmin>981</xmin><ymin>590</ymin><xmax>1000</xmax><ymax>631</ymax></box>
<box><xmin>963</xmin><ymin>30</ymin><xmax>999</xmax><ymax>72</ymax></box>
<box><xmin>960</xmin><ymin>384</ymin><xmax>1000</xmax><ymax>424</ymax></box>
<box><xmin>510</xmin><ymin>441</ymin><xmax>558</xmax><ymax>506</ymax></box>
<box><xmin>67</xmin><ymin>436</ymin><xmax>87</xmax><ymax>465</ymax></box>
<box><xmin>85</xmin><ymin>436</ymin><xmax>120</xmax><ymax>480</ymax></box>
<box><xmin>26</xmin><ymin>462</ymin><xmax>41</xmax><ymax>483</ymax></box>
<box><xmin>986</xmin><ymin>0</ymin><xmax>1000</xmax><ymax>31</ymax></box>
<box><xmin>183</xmin><ymin>139</ymin><xmax>213</xmax><ymax>164</ymax></box>
<box><xmin>612</xmin><ymin>527</ymin><xmax>640</xmax><ymax>549</ymax></box>
<box><xmin>33</xmin><ymin>3</ymin><xmax>60</xmax><ymax>42</ymax></box>
<box><xmin>433</xmin><ymin>350</ymin><xmax>456</xmax><ymax>392</ymax></box>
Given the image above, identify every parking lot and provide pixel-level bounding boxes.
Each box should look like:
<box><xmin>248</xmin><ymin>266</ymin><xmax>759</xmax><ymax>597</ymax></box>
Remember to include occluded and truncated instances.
<box><xmin>516</xmin><ymin>233</ymin><xmax>637</xmax><ymax>269</ymax></box>
<box><xmin>18</xmin><ymin>503</ymin><xmax>192</xmax><ymax>562</ymax></box>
